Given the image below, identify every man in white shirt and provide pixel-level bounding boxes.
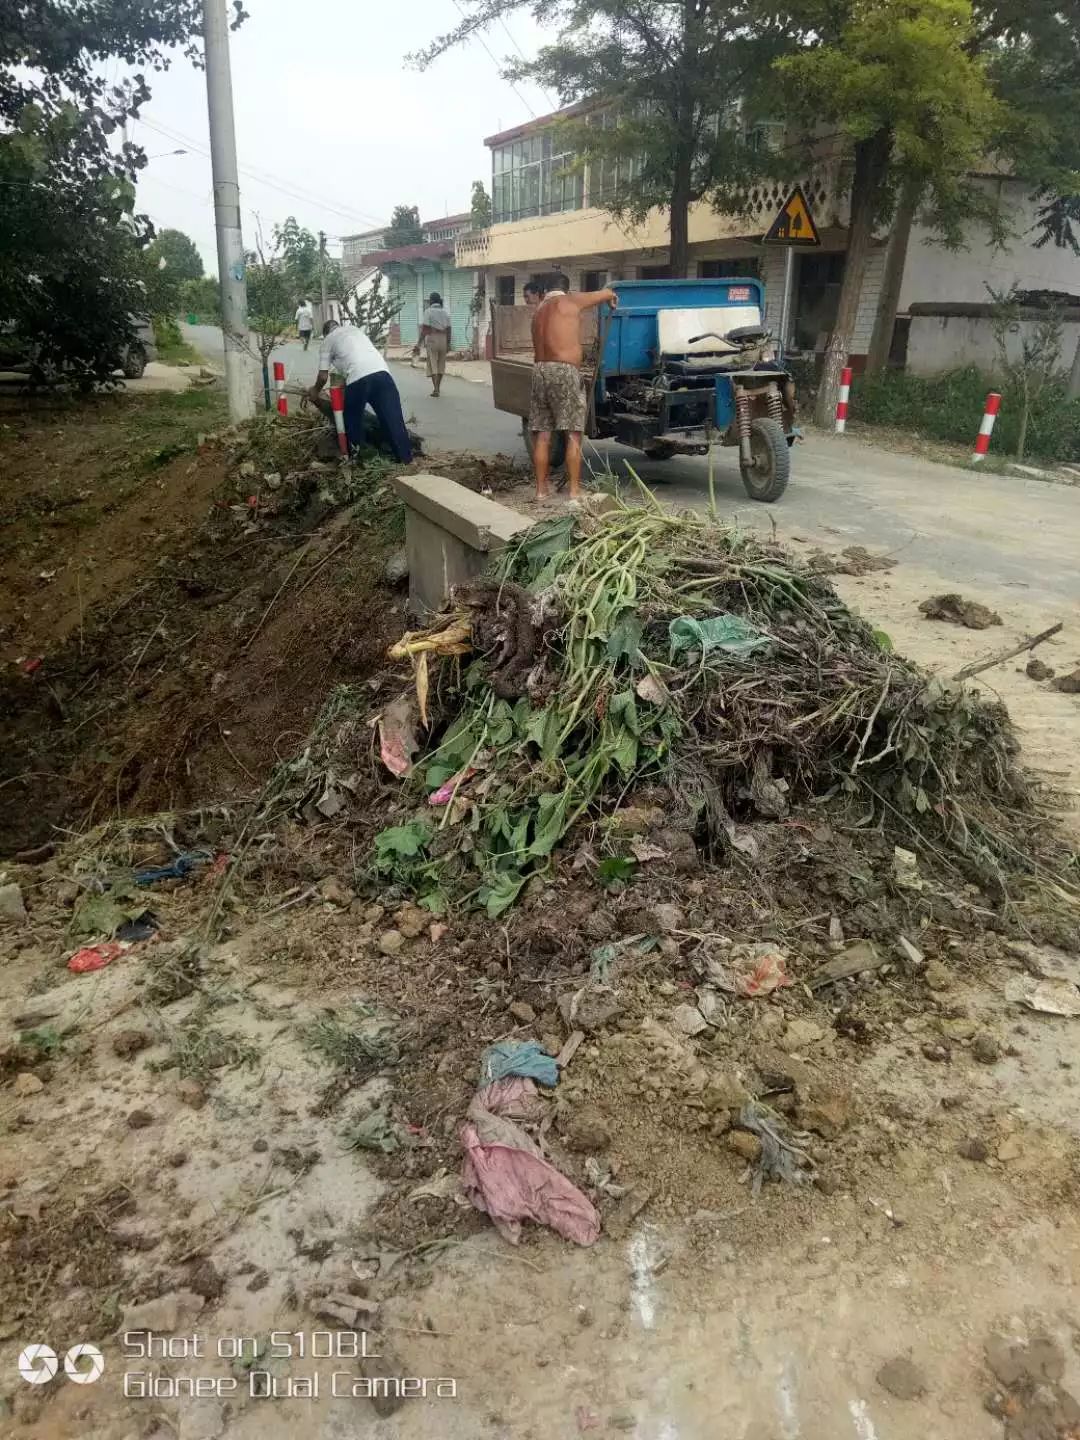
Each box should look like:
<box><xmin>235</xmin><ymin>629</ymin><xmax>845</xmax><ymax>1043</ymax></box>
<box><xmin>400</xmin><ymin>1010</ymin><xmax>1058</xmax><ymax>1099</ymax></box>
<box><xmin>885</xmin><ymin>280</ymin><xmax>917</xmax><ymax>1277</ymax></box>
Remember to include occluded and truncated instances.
<box><xmin>307</xmin><ymin>321</ymin><xmax>412</xmax><ymax>461</ymax></box>
<box><xmin>295</xmin><ymin>299</ymin><xmax>314</xmax><ymax>351</ymax></box>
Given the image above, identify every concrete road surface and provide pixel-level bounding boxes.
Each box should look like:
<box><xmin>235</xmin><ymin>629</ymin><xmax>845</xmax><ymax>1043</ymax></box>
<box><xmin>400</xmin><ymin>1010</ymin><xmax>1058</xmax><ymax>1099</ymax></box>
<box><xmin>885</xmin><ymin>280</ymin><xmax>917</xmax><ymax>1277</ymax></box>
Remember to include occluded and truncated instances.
<box><xmin>182</xmin><ymin>323</ymin><xmax>1080</xmax><ymax>608</ymax></box>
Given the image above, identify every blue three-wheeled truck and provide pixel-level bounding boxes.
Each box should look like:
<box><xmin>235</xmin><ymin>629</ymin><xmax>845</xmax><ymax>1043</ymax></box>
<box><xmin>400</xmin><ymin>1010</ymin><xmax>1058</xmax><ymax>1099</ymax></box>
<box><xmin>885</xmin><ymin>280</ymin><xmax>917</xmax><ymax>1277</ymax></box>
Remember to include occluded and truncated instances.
<box><xmin>490</xmin><ymin>277</ymin><xmax>797</xmax><ymax>502</ymax></box>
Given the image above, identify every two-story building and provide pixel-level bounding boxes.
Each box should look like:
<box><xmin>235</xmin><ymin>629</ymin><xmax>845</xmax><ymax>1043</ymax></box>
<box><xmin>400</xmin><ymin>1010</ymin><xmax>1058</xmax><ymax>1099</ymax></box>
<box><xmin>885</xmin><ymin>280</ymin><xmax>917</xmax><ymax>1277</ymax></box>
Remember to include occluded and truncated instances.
<box><xmin>344</xmin><ymin>213</ymin><xmax>478</xmax><ymax>350</ymax></box>
<box><xmin>456</xmin><ymin>107</ymin><xmax>1078</xmax><ymax>373</ymax></box>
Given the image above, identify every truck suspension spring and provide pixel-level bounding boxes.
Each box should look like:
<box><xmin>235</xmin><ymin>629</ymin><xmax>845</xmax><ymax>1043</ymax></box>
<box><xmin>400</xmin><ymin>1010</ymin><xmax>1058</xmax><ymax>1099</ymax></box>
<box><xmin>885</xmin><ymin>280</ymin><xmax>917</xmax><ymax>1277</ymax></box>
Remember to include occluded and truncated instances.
<box><xmin>735</xmin><ymin>391</ymin><xmax>752</xmax><ymax>441</ymax></box>
<box><xmin>766</xmin><ymin>387</ymin><xmax>784</xmax><ymax>426</ymax></box>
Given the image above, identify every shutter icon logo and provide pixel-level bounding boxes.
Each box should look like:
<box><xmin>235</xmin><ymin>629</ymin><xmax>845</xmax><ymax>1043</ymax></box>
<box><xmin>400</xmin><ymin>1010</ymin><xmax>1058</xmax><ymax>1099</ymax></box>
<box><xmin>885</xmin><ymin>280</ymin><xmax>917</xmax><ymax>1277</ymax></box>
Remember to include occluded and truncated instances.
<box><xmin>17</xmin><ymin>1342</ymin><xmax>105</xmax><ymax>1385</ymax></box>
<box><xmin>18</xmin><ymin>1346</ymin><xmax>58</xmax><ymax>1385</ymax></box>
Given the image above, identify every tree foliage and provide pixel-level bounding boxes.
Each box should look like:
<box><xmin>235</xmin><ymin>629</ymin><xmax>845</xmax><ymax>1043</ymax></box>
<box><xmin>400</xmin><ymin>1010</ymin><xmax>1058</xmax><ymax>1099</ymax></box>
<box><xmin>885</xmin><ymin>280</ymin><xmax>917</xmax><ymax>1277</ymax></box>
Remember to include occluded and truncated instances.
<box><xmin>146</xmin><ymin>228</ymin><xmax>204</xmax><ymax>283</ymax></box>
<box><xmin>385</xmin><ymin>204</ymin><xmax>424</xmax><ymax>246</ymax></box>
<box><xmin>340</xmin><ymin>274</ymin><xmax>402</xmax><ymax>350</ymax></box>
<box><xmin>412</xmin><ymin>1</ymin><xmax>786</xmax><ymax>278</ymax></box>
<box><xmin>1</xmin><ymin>0</ymin><xmax>244</xmax><ymax>383</ymax></box>
<box><xmin>271</xmin><ymin>216</ymin><xmax>344</xmax><ymax>300</ymax></box>
<box><xmin>470</xmin><ymin>180</ymin><xmax>493</xmax><ymax>229</ymax></box>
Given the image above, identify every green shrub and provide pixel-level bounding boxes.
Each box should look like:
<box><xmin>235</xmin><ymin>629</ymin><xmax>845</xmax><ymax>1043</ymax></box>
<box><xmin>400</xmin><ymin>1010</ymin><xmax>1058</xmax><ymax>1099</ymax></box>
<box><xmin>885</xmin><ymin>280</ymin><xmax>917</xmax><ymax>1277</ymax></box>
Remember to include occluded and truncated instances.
<box><xmin>853</xmin><ymin>365</ymin><xmax>1080</xmax><ymax>462</ymax></box>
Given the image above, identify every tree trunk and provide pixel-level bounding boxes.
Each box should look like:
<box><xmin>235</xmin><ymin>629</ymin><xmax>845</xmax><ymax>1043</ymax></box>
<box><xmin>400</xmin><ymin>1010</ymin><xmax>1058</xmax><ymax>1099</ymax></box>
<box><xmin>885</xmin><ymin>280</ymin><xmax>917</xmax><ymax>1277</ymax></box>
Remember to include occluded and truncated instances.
<box><xmin>814</xmin><ymin>129</ymin><xmax>892</xmax><ymax>428</ymax></box>
<box><xmin>1068</xmin><ymin>332</ymin><xmax>1080</xmax><ymax>401</ymax></box>
<box><xmin>669</xmin><ymin>162</ymin><xmax>691</xmax><ymax>279</ymax></box>
<box><xmin>866</xmin><ymin>174</ymin><xmax>922</xmax><ymax>376</ymax></box>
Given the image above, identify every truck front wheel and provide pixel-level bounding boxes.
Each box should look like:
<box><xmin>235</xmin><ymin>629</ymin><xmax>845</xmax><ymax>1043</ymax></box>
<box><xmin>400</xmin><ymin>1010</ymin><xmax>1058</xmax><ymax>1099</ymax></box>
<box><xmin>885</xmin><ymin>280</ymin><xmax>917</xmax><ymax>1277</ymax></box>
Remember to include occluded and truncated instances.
<box><xmin>739</xmin><ymin>417</ymin><xmax>790</xmax><ymax>502</ymax></box>
<box><xmin>522</xmin><ymin>419</ymin><xmax>566</xmax><ymax>471</ymax></box>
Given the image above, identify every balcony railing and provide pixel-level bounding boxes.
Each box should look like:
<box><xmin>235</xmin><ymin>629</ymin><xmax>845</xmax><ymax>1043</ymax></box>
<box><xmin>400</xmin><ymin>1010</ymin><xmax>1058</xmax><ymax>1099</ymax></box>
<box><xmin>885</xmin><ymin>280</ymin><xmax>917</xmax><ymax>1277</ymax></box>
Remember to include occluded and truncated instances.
<box><xmin>452</xmin><ymin>163</ymin><xmax>842</xmax><ymax>269</ymax></box>
<box><xmin>455</xmin><ymin>229</ymin><xmax>491</xmax><ymax>266</ymax></box>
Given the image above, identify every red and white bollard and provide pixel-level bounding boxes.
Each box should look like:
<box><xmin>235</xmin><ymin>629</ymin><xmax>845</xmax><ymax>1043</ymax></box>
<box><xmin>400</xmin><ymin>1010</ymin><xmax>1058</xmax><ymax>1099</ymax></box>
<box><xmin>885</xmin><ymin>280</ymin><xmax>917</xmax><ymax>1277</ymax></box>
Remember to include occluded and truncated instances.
<box><xmin>273</xmin><ymin>360</ymin><xmax>287</xmax><ymax>416</ymax></box>
<box><xmin>971</xmin><ymin>391</ymin><xmax>1001</xmax><ymax>463</ymax></box>
<box><xmin>329</xmin><ymin>385</ymin><xmax>348</xmax><ymax>456</ymax></box>
<box><xmin>834</xmin><ymin>365</ymin><xmax>852</xmax><ymax>434</ymax></box>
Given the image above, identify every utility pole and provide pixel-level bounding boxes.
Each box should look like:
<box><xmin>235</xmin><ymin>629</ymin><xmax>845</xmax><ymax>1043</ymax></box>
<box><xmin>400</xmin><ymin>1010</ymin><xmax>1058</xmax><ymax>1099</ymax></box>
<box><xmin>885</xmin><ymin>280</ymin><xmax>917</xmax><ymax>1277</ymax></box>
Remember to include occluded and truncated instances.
<box><xmin>203</xmin><ymin>0</ymin><xmax>254</xmax><ymax>422</ymax></box>
<box><xmin>318</xmin><ymin>230</ymin><xmax>328</xmax><ymax>325</ymax></box>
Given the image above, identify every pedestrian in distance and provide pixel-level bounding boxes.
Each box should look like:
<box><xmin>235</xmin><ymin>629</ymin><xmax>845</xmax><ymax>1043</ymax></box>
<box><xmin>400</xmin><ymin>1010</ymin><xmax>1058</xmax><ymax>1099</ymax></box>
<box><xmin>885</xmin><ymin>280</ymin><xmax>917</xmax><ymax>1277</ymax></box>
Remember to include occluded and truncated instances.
<box><xmin>523</xmin><ymin>279</ymin><xmax>544</xmax><ymax>308</ymax></box>
<box><xmin>413</xmin><ymin>291</ymin><xmax>452</xmax><ymax>397</ymax></box>
<box><xmin>295</xmin><ymin>298</ymin><xmax>315</xmax><ymax>351</ymax></box>
<box><xmin>308</xmin><ymin>320</ymin><xmax>412</xmax><ymax>462</ymax></box>
<box><xmin>529</xmin><ymin>272</ymin><xmax>618</xmax><ymax>503</ymax></box>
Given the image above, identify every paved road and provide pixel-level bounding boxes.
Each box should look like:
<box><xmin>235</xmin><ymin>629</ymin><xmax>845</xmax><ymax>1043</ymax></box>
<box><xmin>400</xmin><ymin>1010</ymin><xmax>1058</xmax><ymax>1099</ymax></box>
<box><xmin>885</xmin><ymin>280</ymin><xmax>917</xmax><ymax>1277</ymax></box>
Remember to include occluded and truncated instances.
<box><xmin>183</xmin><ymin>324</ymin><xmax>1080</xmax><ymax>607</ymax></box>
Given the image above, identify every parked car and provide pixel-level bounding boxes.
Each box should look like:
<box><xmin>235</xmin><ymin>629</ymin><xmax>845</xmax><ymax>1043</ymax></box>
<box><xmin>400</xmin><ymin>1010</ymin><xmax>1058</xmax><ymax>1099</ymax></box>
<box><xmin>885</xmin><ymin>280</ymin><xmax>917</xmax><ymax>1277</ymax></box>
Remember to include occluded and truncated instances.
<box><xmin>0</xmin><ymin>316</ymin><xmax>157</xmax><ymax>382</ymax></box>
<box><xmin>122</xmin><ymin>317</ymin><xmax>158</xmax><ymax>378</ymax></box>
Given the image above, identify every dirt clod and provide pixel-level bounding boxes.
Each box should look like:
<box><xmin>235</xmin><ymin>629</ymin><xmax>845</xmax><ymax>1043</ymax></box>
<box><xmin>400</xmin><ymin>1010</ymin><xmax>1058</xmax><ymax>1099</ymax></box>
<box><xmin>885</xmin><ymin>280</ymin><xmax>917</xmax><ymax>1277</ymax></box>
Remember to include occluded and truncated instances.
<box><xmin>112</xmin><ymin>1028</ymin><xmax>151</xmax><ymax>1059</ymax></box>
<box><xmin>726</xmin><ymin>1130</ymin><xmax>763</xmax><ymax>1164</ymax></box>
<box><xmin>919</xmin><ymin>593</ymin><xmax>1002</xmax><ymax>629</ymax></box>
<box><xmin>508</xmin><ymin>1000</ymin><xmax>537</xmax><ymax>1025</ymax></box>
<box><xmin>876</xmin><ymin>1356</ymin><xmax>928</xmax><ymax>1400</ymax></box>
<box><xmin>188</xmin><ymin>1259</ymin><xmax>225</xmax><ymax>1300</ymax></box>
<box><xmin>126</xmin><ymin>1107</ymin><xmax>154</xmax><ymax>1129</ymax></box>
<box><xmin>958</xmin><ymin>1137</ymin><xmax>989</xmax><ymax>1162</ymax></box>
<box><xmin>798</xmin><ymin>1088</ymin><xmax>851</xmax><ymax>1139</ymax></box>
<box><xmin>924</xmin><ymin>959</ymin><xmax>952</xmax><ymax>991</ymax></box>
<box><xmin>562</xmin><ymin>1106</ymin><xmax>611</xmax><ymax>1152</ymax></box>
<box><xmin>0</xmin><ymin>882</ymin><xmax>28</xmax><ymax>925</ymax></box>
<box><xmin>319</xmin><ymin>876</ymin><xmax>354</xmax><ymax>907</ymax></box>
<box><xmin>1053</xmin><ymin>667</ymin><xmax>1080</xmax><ymax>693</ymax></box>
<box><xmin>176</xmin><ymin>1078</ymin><xmax>207</xmax><ymax>1110</ymax></box>
<box><xmin>971</xmin><ymin>1032</ymin><xmax>1001</xmax><ymax>1065</ymax></box>
<box><xmin>379</xmin><ymin>929</ymin><xmax>405</xmax><ymax>956</ymax></box>
<box><xmin>1026</xmin><ymin>657</ymin><xmax>1055</xmax><ymax>682</ymax></box>
<box><xmin>12</xmin><ymin>1071</ymin><xmax>44</xmax><ymax>1096</ymax></box>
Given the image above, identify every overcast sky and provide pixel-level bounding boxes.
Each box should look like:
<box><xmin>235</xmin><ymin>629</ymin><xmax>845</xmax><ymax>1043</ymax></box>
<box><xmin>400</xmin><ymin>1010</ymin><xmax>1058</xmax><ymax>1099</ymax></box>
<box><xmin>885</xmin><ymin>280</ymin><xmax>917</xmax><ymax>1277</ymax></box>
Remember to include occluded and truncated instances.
<box><xmin>131</xmin><ymin>0</ymin><xmax>553</xmax><ymax>271</ymax></box>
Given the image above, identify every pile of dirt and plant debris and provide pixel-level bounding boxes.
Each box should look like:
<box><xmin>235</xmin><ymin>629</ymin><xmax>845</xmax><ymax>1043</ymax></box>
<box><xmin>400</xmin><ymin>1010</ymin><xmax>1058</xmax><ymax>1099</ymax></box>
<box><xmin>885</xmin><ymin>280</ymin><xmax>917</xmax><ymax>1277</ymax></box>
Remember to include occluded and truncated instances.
<box><xmin>4</xmin><ymin>486</ymin><xmax>1080</xmax><ymax>1414</ymax></box>
<box><xmin>155</xmin><ymin>494</ymin><xmax>1074</xmax><ymax>1247</ymax></box>
<box><xmin>369</xmin><ymin>499</ymin><xmax>1069</xmax><ymax>922</ymax></box>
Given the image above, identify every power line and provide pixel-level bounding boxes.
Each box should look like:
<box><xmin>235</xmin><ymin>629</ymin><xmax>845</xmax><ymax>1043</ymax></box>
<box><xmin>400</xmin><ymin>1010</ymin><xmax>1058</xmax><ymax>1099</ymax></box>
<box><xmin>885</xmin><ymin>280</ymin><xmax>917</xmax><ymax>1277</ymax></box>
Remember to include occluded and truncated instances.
<box><xmin>495</xmin><ymin>14</ymin><xmax>557</xmax><ymax>111</ymax></box>
<box><xmin>137</xmin><ymin>115</ymin><xmax>389</xmax><ymax>230</ymax></box>
<box><xmin>450</xmin><ymin>0</ymin><xmax>537</xmax><ymax>118</ymax></box>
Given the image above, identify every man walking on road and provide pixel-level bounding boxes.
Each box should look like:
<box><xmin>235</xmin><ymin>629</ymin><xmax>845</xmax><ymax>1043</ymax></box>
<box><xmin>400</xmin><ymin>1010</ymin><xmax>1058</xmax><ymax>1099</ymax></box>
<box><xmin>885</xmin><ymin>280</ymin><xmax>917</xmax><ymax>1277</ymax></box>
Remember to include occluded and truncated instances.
<box><xmin>295</xmin><ymin>298</ymin><xmax>315</xmax><ymax>351</ymax></box>
<box><xmin>307</xmin><ymin>321</ymin><xmax>412</xmax><ymax>462</ymax></box>
<box><xmin>413</xmin><ymin>292</ymin><xmax>452</xmax><ymax>398</ymax></box>
<box><xmin>529</xmin><ymin>272</ymin><xmax>618</xmax><ymax>502</ymax></box>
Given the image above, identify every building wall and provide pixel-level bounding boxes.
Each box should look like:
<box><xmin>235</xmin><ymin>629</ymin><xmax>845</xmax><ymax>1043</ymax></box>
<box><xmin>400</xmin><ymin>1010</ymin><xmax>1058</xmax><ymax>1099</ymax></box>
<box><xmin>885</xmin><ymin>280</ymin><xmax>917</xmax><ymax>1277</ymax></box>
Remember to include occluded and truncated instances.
<box><xmin>899</xmin><ymin>179</ymin><xmax>1079</xmax><ymax>310</ymax></box>
<box><xmin>908</xmin><ymin>312</ymin><xmax>1080</xmax><ymax>376</ymax></box>
<box><xmin>387</xmin><ymin>264</ymin><xmax>479</xmax><ymax>351</ymax></box>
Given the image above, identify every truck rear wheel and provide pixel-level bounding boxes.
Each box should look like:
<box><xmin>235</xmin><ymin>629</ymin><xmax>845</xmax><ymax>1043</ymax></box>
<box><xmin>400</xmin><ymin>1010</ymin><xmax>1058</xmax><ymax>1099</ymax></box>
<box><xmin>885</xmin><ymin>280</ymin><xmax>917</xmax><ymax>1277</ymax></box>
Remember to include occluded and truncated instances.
<box><xmin>522</xmin><ymin>419</ymin><xmax>566</xmax><ymax>471</ymax></box>
<box><xmin>739</xmin><ymin>417</ymin><xmax>790</xmax><ymax>502</ymax></box>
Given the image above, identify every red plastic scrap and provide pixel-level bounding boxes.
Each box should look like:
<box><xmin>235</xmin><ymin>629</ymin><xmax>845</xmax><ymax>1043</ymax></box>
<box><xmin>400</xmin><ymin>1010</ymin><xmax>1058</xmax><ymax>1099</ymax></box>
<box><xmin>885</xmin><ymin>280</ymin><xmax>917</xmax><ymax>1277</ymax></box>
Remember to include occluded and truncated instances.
<box><xmin>68</xmin><ymin>942</ymin><xmax>126</xmax><ymax>974</ymax></box>
<box><xmin>20</xmin><ymin>657</ymin><xmax>43</xmax><ymax>674</ymax></box>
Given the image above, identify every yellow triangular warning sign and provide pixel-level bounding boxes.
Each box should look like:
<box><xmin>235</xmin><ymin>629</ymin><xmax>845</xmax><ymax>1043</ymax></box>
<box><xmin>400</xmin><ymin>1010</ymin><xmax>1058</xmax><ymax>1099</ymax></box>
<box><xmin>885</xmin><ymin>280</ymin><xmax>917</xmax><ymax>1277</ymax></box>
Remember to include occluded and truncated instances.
<box><xmin>763</xmin><ymin>185</ymin><xmax>821</xmax><ymax>246</ymax></box>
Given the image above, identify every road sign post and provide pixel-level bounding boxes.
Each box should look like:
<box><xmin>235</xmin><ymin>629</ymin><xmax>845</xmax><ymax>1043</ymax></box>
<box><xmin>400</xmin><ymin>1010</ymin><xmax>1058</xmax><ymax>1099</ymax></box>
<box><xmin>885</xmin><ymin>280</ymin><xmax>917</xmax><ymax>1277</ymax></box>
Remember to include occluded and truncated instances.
<box><xmin>762</xmin><ymin>185</ymin><xmax>821</xmax><ymax>359</ymax></box>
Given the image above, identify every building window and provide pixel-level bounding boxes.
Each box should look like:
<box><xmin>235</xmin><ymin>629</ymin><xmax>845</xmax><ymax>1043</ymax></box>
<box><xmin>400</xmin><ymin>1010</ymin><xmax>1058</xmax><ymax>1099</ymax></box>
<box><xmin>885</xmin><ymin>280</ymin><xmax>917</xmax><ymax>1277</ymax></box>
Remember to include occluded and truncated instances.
<box><xmin>586</xmin><ymin>111</ymin><xmax>643</xmax><ymax>206</ymax></box>
<box><xmin>639</xmin><ymin>264</ymin><xmax>671</xmax><ymax>280</ymax></box>
<box><xmin>491</xmin><ymin>131</ymin><xmax>584</xmax><ymax>223</ymax></box>
<box><xmin>581</xmin><ymin>269</ymin><xmax>607</xmax><ymax>291</ymax></box>
<box><xmin>496</xmin><ymin>275</ymin><xmax>515</xmax><ymax>306</ymax></box>
<box><xmin>699</xmin><ymin>257</ymin><xmax>760</xmax><ymax>279</ymax></box>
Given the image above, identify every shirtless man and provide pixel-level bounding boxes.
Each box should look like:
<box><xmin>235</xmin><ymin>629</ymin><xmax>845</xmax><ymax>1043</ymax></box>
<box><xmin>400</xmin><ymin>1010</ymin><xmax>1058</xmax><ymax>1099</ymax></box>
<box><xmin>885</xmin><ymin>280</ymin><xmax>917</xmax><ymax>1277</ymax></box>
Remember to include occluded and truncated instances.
<box><xmin>529</xmin><ymin>271</ymin><xmax>618</xmax><ymax>500</ymax></box>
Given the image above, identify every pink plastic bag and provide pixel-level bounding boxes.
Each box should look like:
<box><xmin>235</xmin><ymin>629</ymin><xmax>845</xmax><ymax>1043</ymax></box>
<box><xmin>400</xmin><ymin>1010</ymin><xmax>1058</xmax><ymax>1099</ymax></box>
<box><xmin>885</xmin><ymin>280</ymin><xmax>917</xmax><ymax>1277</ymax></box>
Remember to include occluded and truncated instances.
<box><xmin>460</xmin><ymin>1078</ymin><xmax>600</xmax><ymax>1246</ymax></box>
